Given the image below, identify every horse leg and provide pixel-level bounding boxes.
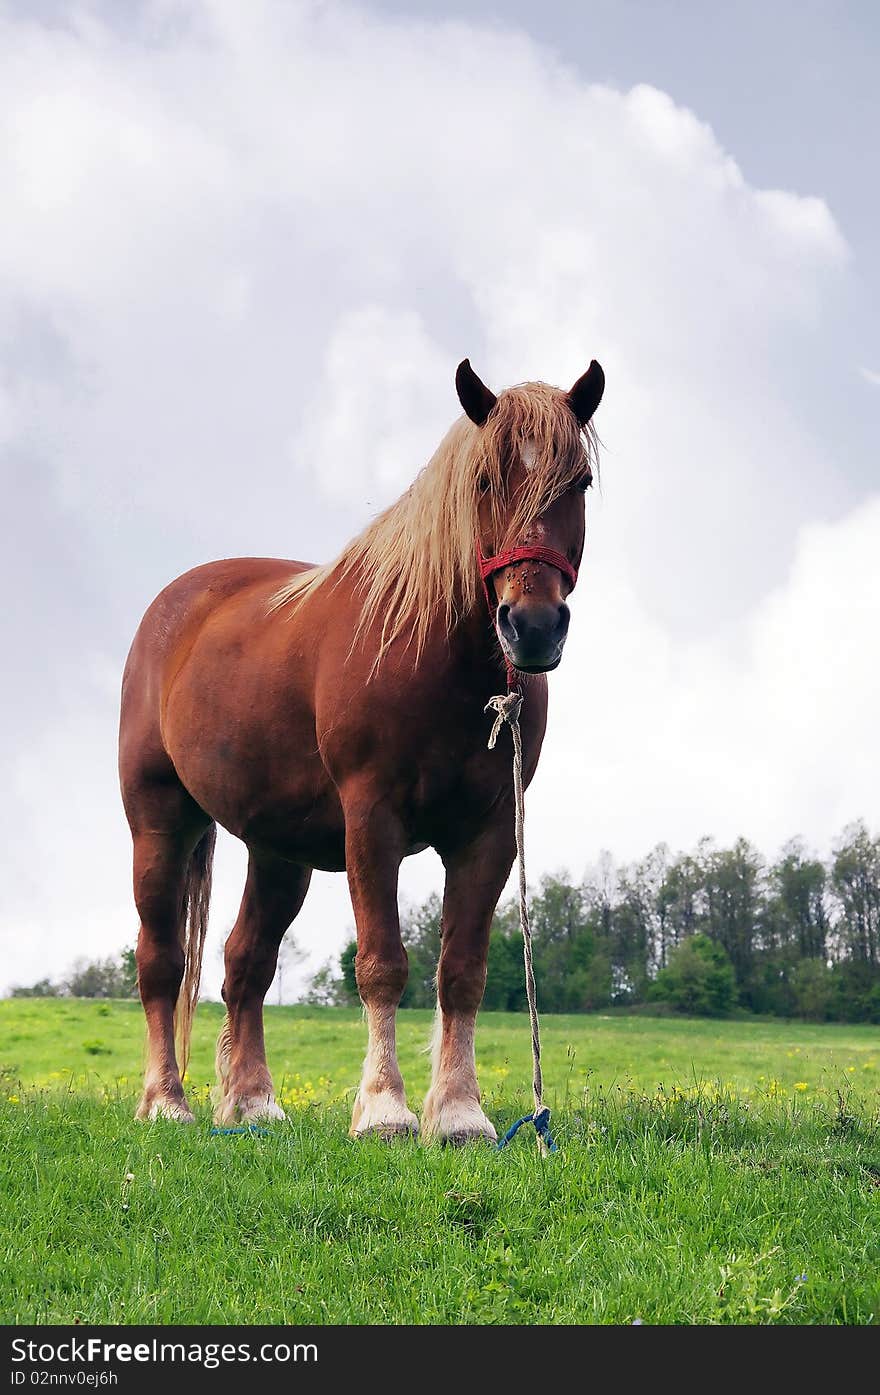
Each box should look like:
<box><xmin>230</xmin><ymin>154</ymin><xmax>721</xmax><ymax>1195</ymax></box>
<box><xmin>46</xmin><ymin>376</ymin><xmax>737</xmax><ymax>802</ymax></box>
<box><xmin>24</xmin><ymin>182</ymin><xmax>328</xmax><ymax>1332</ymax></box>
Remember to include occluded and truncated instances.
<box><xmin>134</xmin><ymin>823</ymin><xmax>209</xmax><ymax>1122</ymax></box>
<box><xmin>422</xmin><ymin>824</ymin><xmax>515</xmax><ymax>1144</ymax></box>
<box><xmin>214</xmin><ymin>852</ymin><xmax>311</xmax><ymax>1125</ymax></box>
<box><xmin>344</xmin><ymin>791</ymin><xmax>418</xmax><ymax>1138</ymax></box>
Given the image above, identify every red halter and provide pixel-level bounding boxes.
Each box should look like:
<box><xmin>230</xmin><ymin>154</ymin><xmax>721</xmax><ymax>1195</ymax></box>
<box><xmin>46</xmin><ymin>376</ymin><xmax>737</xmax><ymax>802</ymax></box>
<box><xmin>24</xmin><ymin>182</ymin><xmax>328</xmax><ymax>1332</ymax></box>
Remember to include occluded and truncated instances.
<box><xmin>477</xmin><ymin>543</ymin><xmax>578</xmax><ymax>594</ymax></box>
<box><xmin>477</xmin><ymin>542</ymin><xmax>578</xmax><ymax>691</ymax></box>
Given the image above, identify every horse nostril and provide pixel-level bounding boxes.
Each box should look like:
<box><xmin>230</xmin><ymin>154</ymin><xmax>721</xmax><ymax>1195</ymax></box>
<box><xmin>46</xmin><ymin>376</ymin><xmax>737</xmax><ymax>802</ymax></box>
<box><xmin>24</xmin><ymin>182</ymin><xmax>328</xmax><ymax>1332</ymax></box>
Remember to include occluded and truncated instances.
<box><xmin>557</xmin><ymin>603</ymin><xmax>570</xmax><ymax>639</ymax></box>
<box><xmin>497</xmin><ymin>603</ymin><xmax>518</xmax><ymax>642</ymax></box>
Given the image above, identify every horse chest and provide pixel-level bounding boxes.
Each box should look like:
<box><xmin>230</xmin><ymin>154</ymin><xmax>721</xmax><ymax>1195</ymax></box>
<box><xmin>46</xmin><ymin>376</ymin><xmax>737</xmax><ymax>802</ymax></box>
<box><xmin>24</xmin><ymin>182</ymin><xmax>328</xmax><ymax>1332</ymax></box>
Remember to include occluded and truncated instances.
<box><xmin>405</xmin><ymin>735</ymin><xmax>519</xmax><ymax>841</ymax></box>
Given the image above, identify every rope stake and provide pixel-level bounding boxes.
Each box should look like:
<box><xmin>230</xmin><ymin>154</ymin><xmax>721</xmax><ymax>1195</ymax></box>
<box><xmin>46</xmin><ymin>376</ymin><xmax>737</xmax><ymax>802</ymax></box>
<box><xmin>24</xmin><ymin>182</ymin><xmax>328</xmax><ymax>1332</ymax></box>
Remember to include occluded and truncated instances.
<box><xmin>485</xmin><ymin>690</ymin><xmax>557</xmax><ymax>1157</ymax></box>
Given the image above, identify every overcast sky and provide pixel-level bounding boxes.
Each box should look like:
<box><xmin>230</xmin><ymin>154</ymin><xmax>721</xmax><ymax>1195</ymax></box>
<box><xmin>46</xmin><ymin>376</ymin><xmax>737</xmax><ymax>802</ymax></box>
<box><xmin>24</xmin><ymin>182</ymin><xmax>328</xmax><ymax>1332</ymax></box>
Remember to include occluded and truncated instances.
<box><xmin>1</xmin><ymin>0</ymin><xmax>877</xmax><ymax>999</ymax></box>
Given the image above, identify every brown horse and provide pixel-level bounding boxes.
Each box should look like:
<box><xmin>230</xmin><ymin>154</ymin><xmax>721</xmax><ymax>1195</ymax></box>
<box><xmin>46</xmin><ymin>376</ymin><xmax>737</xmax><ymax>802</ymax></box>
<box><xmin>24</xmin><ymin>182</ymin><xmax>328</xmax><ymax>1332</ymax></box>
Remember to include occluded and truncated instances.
<box><xmin>118</xmin><ymin>358</ymin><xmax>604</xmax><ymax>1141</ymax></box>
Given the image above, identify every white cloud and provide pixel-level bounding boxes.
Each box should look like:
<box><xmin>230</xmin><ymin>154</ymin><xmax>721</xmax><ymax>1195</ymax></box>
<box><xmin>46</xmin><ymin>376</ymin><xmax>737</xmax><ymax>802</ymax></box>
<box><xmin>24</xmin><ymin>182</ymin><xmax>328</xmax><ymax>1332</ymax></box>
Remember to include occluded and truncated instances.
<box><xmin>293</xmin><ymin>306</ymin><xmax>453</xmax><ymax>509</ymax></box>
<box><xmin>533</xmin><ymin>493</ymin><xmax>880</xmax><ymax>872</ymax></box>
<box><xmin>0</xmin><ymin>1</ymin><xmax>873</xmax><ymax>999</ymax></box>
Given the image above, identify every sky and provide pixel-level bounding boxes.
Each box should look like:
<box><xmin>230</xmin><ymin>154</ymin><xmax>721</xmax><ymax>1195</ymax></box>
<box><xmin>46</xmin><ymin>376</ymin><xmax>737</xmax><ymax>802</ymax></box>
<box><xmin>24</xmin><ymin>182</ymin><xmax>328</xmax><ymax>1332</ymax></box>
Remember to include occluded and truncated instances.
<box><xmin>0</xmin><ymin>0</ymin><xmax>877</xmax><ymax>999</ymax></box>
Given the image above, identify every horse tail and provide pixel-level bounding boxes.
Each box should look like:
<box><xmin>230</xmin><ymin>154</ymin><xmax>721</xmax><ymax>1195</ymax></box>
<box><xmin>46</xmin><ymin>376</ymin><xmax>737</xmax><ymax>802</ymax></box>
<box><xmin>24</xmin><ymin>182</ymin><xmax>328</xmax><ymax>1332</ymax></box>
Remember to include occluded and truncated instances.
<box><xmin>174</xmin><ymin>823</ymin><xmax>217</xmax><ymax>1075</ymax></box>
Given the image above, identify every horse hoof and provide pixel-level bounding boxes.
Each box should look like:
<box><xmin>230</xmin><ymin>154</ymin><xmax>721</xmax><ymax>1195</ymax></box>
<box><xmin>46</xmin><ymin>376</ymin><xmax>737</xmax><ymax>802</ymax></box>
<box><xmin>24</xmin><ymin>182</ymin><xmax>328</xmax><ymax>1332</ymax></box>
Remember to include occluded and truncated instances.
<box><xmin>136</xmin><ymin>1097</ymin><xmax>195</xmax><ymax>1124</ymax></box>
<box><xmin>350</xmin><ymin>1092</ymin><xmax>419</xmax><ymax>1139</ymax></box>
<box><xmin>214</xmin><ymin>1095</ymin><xmax>285</xmax><ymax>1126</ymax></box>
<box><xmin>422</xmin><ymin>1100</ymin><xmax>497</xmax><ymax>1146</ymax></box>
<box><xmin>442</xmin><ymin>1128</ymin><xmax>497</xmax><ymax>1148</ymax></box>
<box><xmin>353</xmin><ymin>1121</ymin><xmax>419</xmax><ymax>1142</ymax></box>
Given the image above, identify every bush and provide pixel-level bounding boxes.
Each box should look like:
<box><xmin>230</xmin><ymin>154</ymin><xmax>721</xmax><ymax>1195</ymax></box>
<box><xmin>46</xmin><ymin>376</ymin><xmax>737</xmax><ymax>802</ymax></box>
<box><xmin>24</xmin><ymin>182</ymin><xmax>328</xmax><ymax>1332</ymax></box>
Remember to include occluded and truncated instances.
<box><xmin>830</xmin><ymin>960</ymin><xmax>880</xmax><ymax>1023</ymax></box>
<box><xmin>789</xmin><ymin>958</ymin><xmax>835</xmax><ymax>1021</ymax></box>
<box><xmin>9</xmin><ymin>948</ymin><xmax>138</xmax><ymax>1000</ymax></box>
<box><xmin>66</xmin><ymin>954</ymin><xmax>137</xmax><ymax>999</ymax></box>
<box><xmin>9</xmin><ymin>979</ymin><xmax>62</xmax><ymax>998</ymax></box>
<box><xmin>483</xmin><ymin>930</ymin><xmax>527</xmax><ymax>1011</ymax></box>
<box><xmin>650</xmin><ymin>934</ymin><xmax>737</xmax><ymax>1016</ymax></box>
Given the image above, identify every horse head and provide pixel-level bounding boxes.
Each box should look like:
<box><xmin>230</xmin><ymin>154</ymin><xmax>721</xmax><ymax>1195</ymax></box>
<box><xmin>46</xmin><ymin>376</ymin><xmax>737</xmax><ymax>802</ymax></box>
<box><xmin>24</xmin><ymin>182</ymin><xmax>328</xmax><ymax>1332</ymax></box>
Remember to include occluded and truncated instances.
<box><xmin>457</xmin><ymin>358</ymin><xmax>604</xmax><ymax>673</ymax></box>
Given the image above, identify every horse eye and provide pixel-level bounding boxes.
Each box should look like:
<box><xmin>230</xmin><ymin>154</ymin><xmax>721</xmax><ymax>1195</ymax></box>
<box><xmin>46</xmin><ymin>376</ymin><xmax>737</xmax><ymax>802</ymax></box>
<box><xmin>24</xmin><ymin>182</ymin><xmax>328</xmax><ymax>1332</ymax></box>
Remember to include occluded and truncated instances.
<box><xmin>478</xmin><ymin>472</ymin><xmax>491</xmax><ymax>494</ymax></box>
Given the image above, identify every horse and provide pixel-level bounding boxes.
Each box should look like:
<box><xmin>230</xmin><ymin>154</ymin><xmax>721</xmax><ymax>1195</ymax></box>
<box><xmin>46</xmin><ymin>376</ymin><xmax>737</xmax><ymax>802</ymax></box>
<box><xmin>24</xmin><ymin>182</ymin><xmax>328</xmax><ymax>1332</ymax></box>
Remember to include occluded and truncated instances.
<box><xmin>118</xmin><ymin>356</ymin><xmax>605</xmax><ymax>1142</ymax></box>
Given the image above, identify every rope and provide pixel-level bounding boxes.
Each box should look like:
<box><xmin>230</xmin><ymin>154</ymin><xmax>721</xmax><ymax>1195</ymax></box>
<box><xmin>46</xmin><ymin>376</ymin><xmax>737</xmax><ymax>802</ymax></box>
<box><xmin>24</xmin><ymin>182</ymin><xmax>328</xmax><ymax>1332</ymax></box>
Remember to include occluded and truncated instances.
<box><xmin>485</xmin><ymin>690</ymin><xmax>557</xmax><ymax>1157</ymax></box>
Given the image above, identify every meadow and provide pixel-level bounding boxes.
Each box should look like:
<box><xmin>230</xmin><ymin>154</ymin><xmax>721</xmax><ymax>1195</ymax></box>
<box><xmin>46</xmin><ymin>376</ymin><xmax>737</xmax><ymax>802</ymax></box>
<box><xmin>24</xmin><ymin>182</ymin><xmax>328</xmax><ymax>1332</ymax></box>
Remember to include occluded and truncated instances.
<box><xmin>1</xmin><ymin>999</ymin><xmax>878</xmax><ymax>1325</ymax></box>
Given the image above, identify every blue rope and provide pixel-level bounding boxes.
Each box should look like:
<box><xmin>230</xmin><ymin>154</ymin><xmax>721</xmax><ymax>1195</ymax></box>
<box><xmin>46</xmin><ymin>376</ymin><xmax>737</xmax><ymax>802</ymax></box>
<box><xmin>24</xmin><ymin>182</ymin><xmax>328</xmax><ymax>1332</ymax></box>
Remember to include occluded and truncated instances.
<box><xmin>497</xmin><ymin>1105</ymin><xmax>557</xmax><ymax>1154</ymax></box>
<box><xmin>210</xmin><ymin>1125</ymin><xmax>270</xmax><ymax>1137</ymax></box>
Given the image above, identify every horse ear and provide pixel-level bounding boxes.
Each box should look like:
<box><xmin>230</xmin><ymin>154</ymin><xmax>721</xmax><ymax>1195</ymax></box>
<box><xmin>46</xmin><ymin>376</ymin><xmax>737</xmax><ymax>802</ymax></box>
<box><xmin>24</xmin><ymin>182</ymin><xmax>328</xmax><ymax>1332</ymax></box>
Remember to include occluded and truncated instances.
<box><xmin>568</xmin><ymin>360</ymin><xmax>605</xmax><ymax>426</ymax></box>
<box><xmin>456</xmin><ymin>359</ymin><xmax>497</xmax><ymax>426</ymax></box>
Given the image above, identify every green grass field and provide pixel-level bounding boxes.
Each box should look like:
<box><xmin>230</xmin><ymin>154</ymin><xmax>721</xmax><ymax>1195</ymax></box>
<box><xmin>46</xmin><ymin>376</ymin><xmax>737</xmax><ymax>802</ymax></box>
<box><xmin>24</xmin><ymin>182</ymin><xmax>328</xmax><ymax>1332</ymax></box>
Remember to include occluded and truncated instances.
<box><xmin>1</xmin><ymin>999</ymin><xmax>878</xmax><ymax>1324</ymax></box>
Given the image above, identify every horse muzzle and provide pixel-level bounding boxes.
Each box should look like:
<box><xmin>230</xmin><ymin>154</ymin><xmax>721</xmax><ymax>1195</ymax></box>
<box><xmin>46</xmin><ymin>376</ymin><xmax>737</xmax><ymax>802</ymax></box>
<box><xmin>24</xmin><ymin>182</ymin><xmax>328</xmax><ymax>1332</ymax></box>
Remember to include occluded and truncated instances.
<box><xmin>496</xmin><ymin>600</ymin><xmax>570</xmax><ymax>673</ymax></box>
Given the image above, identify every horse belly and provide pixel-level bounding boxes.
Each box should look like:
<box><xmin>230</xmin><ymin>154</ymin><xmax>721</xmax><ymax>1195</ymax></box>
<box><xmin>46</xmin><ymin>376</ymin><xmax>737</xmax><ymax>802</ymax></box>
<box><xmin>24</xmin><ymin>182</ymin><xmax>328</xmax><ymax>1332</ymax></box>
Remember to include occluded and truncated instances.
<box><xmin>240</xmin><ymin>783</ymin><xmax>348</xmax><ymax>872</ymax></box>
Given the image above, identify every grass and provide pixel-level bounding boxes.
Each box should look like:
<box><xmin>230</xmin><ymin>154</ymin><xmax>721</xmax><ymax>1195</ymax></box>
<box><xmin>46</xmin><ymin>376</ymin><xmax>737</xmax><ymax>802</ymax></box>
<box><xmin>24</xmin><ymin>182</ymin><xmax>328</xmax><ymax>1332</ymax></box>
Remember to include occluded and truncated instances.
<box><xmin>1</xmin><ymin>1000</ymin><xmax>878</xmax><ymax>1325</ymax></box>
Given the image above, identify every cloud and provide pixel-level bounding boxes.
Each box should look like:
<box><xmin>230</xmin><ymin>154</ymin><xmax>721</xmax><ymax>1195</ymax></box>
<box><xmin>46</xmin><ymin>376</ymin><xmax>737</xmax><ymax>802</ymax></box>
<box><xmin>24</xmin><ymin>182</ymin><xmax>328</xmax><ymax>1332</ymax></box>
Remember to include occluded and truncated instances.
<box><xmin>0</xmin><ymin>1</ymin><xmax>873</xmax><ymax>999</ymax></box>
<box><xmin>293</xmin><ymin>307</ymin><xmax>454</xmax><ymax>511</ymax></box>
<box><xmin>533</xmin><ymin>494</ymin><xmax>880</xmax><ymax>872</ymax></box>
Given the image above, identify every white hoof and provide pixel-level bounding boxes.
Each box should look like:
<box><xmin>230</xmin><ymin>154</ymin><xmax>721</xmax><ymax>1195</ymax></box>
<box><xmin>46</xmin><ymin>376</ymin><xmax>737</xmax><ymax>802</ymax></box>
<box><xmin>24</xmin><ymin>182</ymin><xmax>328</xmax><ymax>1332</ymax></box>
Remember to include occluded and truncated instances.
<box><xmin>136</xmin><ymin>1095</ymin><xmax>195</xmax><ymax>1124</ymax></box>
<box><xmin>350</xmin><ymin>1090</ymin><xmax>419</xmax><ymax>1139</ymax></box>
<box><xmin>422</xmin><ymin>1094</ymin><xmax>497</xmax><ymax>1146</ymax></box>
<box><xmin>214</xmin><ymin>1093</ymin><xmax>286</xmax><ymax>1126</ymax></box>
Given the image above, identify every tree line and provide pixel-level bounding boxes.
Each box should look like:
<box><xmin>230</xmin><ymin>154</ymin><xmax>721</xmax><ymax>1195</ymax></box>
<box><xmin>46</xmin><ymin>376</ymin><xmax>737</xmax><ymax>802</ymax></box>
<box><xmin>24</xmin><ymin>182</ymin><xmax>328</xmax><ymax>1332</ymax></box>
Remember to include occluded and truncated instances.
<box><xmin>307</xmin><ymin>821</ymin><xmax>880</xmax><ymax>1022</ymax></box>
<box><xmin>10</xmin><ymin>822</ymin><xmax>879</xmax><ymax>1021</ymax></box>
<box><xmin>9</xmin><ymin>950</ymin><xmax>138</xmax><ymax>999</ymax></box>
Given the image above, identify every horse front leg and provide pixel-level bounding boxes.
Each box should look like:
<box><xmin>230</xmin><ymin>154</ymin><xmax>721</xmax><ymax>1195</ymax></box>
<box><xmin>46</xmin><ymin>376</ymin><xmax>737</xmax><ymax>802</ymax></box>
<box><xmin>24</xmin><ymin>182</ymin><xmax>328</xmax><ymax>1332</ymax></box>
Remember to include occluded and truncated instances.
<box><xmin>422</xmin><ymin>821</ymin><xmax>515</xmax><ymax>1145</ymax></box>
<box><xmin>344</xmin><ymin>788</ymin><xmax>419</xmax><ymax>1139</ymax></box>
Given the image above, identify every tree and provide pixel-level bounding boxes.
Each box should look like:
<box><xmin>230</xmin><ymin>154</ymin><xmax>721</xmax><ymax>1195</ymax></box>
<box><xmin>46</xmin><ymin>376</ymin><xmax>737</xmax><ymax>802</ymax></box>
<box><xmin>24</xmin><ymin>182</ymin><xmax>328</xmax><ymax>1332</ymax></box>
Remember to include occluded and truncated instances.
<box><xmin>302</xmin><ymin>960</ymin><xmax>352</xmax><ymax>1006</ymax></box>
<box><xmin>304</xmin><ymin>899</ymin><xmax>440</xmax><ymax>1010</ymax></box>
<box><xmin>608</xmin><ymin>865</ymin><xmax>652</xmax><ymax>1003</ymax></box>
<box><xmin>699</xmin><ymin>838</ymin><xmax>763</xmax><ymax>1003</ymax></box>
<box><xmin>340</xmin><ymin>940</ymin><xmax>359</xmax><ymax>1003</ymax></box>
<box><xmin>830</xmin><ymin>960</ymin><xmax>880</xmax><ymax>1023</ymax></box>
<box><xmin>789</xmin><ymin>958</ymin><xmax>834</xmax><ymax>1021</ymax></box>
<box><xmin>765</xmin><ymin>840</ymin><xmax>828</xmax><ymax>961</ymax></box>
<box><xmin>9</xmin><ymin>946</ymin><xmax>140</xmax><ymax>1000</ymax></box>
<box><xmin>750</xmin><ymin>840</ymin><xmax>828</xmax><ymax>1015</ymax></box>
<box><xmin>10</xmin><ymin>978</ymin><xmax>62</xmax><ymax>998</ymax></box>
<box><xmin>528</xmin><ymin>873</ymin><xmax>607</xmax><ymax>1011</ymax></box>
<box><xmin>830</xmin><ymin>822</ymin><xmax>880</xmax><ymax>966</ymax></box>
<box><xmin>273</xmin><ymin>933</ymin><xmax>304</xmax><ymax>1005</ymax></box>
<box><xmin>299</xmin><ymin>823</ymin><xmax>880</xmax><ymax>1023</ymax></box>
<box><xmin>657</xmin><ymin>851</ymin><xmax>703</xmax><ymax>961</ymax></box>
<box><xmin>399</xmin><ymin>894</ymin><xmax>442</xmax><ymax>1007</ymax></box>
<box><xmin>65</xmin><ymin>950</ymin><xmax>139</xmax><ymax>999</ymax></box>
<box><xmin>119</xmin><ymin>947</ymin><xmax>138</xmax><ymax>998</ymax></box>
<box><xmin>483</xmin><ymin>929</ymin><xmax>527</xmax><ymax>1011</ymax></box>
<box><xmin>650</xmin><ymin>934</ymin><xmax>737</xmax><ymax>1016</ymax></box>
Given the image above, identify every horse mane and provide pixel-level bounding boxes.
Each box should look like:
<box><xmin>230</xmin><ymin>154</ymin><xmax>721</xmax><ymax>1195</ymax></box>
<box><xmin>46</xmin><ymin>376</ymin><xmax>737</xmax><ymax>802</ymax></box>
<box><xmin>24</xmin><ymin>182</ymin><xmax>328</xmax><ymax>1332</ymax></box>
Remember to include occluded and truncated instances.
<box><xmin>269</xmin><ymin>381</ymin><xmax>599</xmax><ymax>665</ymax></box>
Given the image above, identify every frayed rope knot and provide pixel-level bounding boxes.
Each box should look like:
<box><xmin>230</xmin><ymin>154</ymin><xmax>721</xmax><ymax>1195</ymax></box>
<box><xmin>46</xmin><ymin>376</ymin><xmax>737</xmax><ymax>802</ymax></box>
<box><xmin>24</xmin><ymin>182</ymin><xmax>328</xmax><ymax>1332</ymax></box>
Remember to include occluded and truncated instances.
<box><xmin>485</xmin><ymin>687</ymin><xmax>555</xmax><ymax>1159</ymax></box>
<box><xmin>484</xmin><ymin>691</ymin><xmax>523</xmax><ymax>749</ymax></box>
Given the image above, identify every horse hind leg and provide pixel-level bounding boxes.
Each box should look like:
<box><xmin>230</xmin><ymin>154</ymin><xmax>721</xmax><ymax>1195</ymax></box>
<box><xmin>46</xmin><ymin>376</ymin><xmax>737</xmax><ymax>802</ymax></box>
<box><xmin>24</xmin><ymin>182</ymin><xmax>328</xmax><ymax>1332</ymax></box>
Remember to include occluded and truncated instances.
<box><xmin>213</xmin><ymin>851</ymin><xmax>311</xmax><ymax>1125</ymax></box>
<box><xmin>133</xmin><ymin>818</ymin><xmax>214</xmax><ymax>1122</ymax></box>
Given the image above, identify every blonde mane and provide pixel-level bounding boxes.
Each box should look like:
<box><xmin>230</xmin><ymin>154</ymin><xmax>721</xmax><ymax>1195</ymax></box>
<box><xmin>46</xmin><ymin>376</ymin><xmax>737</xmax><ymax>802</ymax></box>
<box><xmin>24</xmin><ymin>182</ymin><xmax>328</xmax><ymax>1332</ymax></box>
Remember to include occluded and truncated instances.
<box><xmin>269</xmin><ymin>381</ymin><xmax>599</xmax><ymax>665</ymax></box>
